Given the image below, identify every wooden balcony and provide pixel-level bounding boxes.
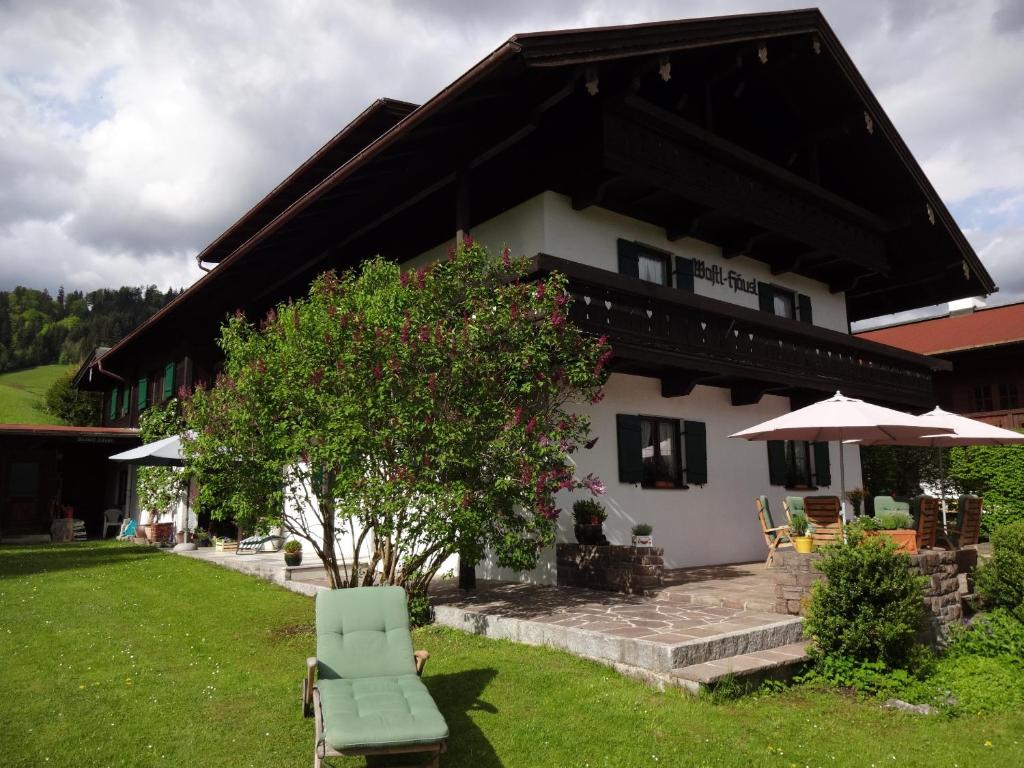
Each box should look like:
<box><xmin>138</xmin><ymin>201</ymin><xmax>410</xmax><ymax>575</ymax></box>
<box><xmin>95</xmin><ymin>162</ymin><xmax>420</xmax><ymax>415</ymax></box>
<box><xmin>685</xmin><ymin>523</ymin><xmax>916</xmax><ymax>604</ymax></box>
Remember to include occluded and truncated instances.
<box><xmin>529</xmin><ymin>254</ymin><xmax>948</xmax><ymax>408</ymax></box>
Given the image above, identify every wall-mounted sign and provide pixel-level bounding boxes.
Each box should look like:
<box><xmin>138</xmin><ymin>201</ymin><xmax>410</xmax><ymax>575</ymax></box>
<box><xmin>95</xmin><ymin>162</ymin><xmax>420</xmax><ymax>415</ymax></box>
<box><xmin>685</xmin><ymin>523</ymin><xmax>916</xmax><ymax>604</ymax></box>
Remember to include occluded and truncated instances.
<box><xmin>692</xmin><ymin>259</ymin><xmax>759</xmax><ymax>296</ymax></box>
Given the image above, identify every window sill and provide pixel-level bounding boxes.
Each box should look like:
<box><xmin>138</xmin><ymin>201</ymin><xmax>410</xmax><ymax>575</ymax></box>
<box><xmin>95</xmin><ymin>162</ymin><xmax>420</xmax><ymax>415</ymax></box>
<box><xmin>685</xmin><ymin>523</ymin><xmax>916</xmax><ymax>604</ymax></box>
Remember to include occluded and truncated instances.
<box><xmin>640</xmin><ymin>483</ymin><xmax>690</xmax><ymax>490</ymax></box>
<box><xmin>783</xmin><ymin>484</ymin><xmax>818</xmax><ymax>492</ymax></box>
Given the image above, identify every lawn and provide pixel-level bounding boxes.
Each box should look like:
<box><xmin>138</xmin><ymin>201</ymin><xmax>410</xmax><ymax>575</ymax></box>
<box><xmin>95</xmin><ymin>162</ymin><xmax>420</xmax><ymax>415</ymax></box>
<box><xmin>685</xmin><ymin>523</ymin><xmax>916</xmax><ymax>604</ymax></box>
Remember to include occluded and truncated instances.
<box><xmin>0</xmin><ymin>364</ymin><xmax>69</xmax><ymax>424</ymax></box>
<box><xmin>1</xmin><ymin>542</ymin><xmax>1021</xmax><ymax>768</ymax></box>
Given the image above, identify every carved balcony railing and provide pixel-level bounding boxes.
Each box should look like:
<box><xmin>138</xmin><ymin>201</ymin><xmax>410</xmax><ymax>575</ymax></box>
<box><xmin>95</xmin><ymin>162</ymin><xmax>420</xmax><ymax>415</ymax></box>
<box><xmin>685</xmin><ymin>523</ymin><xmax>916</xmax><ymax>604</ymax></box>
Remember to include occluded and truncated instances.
<box><xmin>529</xmin><ymin>254</ymin><xmax>947</xmax><ymax>408</ymax></box>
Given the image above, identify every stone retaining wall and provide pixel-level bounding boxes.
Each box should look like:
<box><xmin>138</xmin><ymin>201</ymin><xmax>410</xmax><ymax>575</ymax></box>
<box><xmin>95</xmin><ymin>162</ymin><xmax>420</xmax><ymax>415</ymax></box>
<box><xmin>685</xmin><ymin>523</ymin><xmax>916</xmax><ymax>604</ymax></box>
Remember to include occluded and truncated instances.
<box><xmin>773</xmin><ymin>548</ymin><xmax>964</xmax><ymax>646</ymax></box>
<box><xmin>556</xmin><ymin>544</ymin><xmax>664</xmax><ymax>594</ymax></box>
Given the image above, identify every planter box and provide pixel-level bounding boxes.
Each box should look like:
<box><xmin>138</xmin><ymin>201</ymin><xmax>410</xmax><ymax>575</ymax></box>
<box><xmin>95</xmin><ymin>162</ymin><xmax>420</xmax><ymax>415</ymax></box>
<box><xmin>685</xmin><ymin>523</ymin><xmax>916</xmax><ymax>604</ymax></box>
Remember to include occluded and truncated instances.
<box><xmin>214</xmin><ymin>540</ymin><xmax>238</xmax><ymax>552</ymax></box>
<box><xmin>869</xmin><ymin>529</ymin><xmax>918</xmax><ymax>554</ymax></box>
<box><xmin>631</xmin><ymin>535</ymin><xmax>653</xmax><ymax>547</ymax></box>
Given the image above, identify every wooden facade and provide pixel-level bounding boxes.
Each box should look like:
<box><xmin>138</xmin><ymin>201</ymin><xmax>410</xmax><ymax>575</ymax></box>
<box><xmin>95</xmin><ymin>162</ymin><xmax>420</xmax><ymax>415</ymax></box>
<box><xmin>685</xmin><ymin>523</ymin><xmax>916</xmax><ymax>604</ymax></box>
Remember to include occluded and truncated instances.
<box><xmin>74</xmin><ymin>10</ymin><xmax>995</xmax><ymax>424</ymax></box>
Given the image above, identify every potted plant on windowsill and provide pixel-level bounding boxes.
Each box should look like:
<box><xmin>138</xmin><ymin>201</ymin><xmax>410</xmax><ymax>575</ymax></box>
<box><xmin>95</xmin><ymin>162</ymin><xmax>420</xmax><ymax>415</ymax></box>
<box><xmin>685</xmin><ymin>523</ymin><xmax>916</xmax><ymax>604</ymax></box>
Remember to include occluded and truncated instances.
<box><xmin>631</xmin><ymin>523</ymin><xmax>654</xmax><ymax>547</ymax></box>
<box><xmin>872</xmin><ymin>511</ymin><xmax>917</xmax><ymax>553</ymax></box>
<box><xmin>790</xmin><ymin>511</ymin><xmax>813</xmax><ymax>553</ymax></box>
<box><xmin>572</xmin><ymin>499</ymin><xmax>608</xmax><ymax>546</ymax></box>
<box><xmin>283</xmin><ymin>539</ymin><xmax>303</xmax><ymax>567</ymax></box>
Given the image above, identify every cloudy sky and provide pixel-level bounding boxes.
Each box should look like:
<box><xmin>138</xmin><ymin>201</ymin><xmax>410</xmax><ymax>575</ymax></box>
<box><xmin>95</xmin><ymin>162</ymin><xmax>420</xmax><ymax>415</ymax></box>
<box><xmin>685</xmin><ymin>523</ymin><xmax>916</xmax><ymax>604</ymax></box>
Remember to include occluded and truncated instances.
<box><xmin>1</xmin><ymin>0</ymin><xmax>1022</xmax><ymax>327</ymax></box>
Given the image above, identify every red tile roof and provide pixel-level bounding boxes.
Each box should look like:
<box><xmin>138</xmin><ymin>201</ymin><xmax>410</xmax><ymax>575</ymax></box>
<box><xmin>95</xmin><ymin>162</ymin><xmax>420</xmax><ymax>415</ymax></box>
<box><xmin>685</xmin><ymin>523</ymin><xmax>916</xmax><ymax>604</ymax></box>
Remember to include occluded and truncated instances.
<box><xmin>856</xmin><ymin>302</ymin><xmax>1024</xmax><ymax>356</ymax></box>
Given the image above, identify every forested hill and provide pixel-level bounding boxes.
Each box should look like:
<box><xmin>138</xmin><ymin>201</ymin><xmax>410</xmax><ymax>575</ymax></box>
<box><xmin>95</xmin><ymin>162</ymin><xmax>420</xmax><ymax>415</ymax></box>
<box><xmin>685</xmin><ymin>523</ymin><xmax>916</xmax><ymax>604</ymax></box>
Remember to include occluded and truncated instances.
<box><xmin>0</xmin><ymin>285</ymin><xmax>182</xmax><ymax>373</ymax></box>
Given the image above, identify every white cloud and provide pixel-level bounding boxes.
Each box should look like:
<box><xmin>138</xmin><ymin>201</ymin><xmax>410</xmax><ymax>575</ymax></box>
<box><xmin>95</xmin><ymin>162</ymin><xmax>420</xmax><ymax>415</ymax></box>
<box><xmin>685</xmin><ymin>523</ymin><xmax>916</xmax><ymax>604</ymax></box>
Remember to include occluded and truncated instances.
<box><xmin>0</xmin><ymin>0</ymin><xmax>1021</xmax><ymax>314</ymax></box>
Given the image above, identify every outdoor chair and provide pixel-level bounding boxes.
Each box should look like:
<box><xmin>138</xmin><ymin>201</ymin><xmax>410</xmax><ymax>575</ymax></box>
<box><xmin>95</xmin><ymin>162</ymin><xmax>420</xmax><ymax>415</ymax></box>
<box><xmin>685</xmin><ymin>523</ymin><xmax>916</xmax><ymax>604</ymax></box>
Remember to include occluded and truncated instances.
<box><xmin>756</xmin><ymin>495</ymin><xmax>792</xmax><ymax>567</ymax></box>
<box><xmin>873</xmin><ymin>495</ymin><xmax>910</xmax><ymax>516</ymax></box>
<box><xmin>912</xmin><ymin>495</ymin><xmax>940</xmax><ymax>549</ymax></box>
<box><xmin>101</xmin><ymin>508</ymin><xmax>123</xmax><ymax>539</ymax></box>
<box><xmin>783</xmin><ymin>496</ymin><xmax>804</xmax><ymax>522</ymax></box>
<box><xmin>938</xmin><ymin>495</ymin><xmax>983</xmax><ymax>549</ymax></box>
<box><xmin>236</xmin><ymin>534</ymin><xmax>285</xmax><ymax>554</ymax></box>
<box><xmin>304</xmin><ymin>586</ymin><xmax>448</xmax><ymax>768</ymax></box>
<box><xmin>802</xmin><ymin>496</ymin><xmax>844</xmax><ymax>547</ymax></box>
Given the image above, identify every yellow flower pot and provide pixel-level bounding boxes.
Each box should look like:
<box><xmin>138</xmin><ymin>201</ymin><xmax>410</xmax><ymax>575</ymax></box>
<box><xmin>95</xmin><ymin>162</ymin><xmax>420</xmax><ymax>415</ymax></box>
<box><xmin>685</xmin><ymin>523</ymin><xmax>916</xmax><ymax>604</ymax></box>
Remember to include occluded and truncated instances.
<box><xmin>793</xmin><ymin>536</ymin><xmax>814</xmax><ymax>554</ymax></box>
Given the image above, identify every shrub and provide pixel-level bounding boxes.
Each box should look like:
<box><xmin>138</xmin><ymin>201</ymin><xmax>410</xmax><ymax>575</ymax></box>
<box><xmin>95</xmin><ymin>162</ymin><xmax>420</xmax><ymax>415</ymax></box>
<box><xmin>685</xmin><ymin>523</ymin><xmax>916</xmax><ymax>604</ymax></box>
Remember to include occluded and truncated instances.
<box><xmin>948</xmin><ymin>608</ymin><xmax>1024</xmax><ymax>663</ymax></box>
<box><xmin>876</xmin><ymin>511</ymin><xmax>913</xmax><ymax>530</ymax></box>
<box><xmin>804</xmin><ymin>535</ymin><xmax>925</xmax><ymax>668</ymax></box>
<box><xmin>572</xmin><ymin>499</ymin><xmax>607</xmax><ymax>525</ymax></box>
<box><xmin>948</xmin><ymin>443</ymin><xmax>1024</xmax><ymax>536</ymax></box>
<box><xmin>980</xmin><ymin>501</ymin><xmax>1024</xmax><ymax>540</ymax></box>
<box><xmin>283</xmin><ymin>540</ymin><xmax>302</xmax><ymax>554</ymax></box>
<box><xmin>631</xmin><ymin>523</ymin><xmax>653</xmax><ymax>536</ymax></box>
<box><xmin>974</xmin><ymin>521</ymin><xmax>1024</xmax><ymax>620</ymax></box>
<box><xmin>789</xmin><ymin>511</ymin><xmax>809</xmax><ymax>536</ymax></box>
<box><xmin>407</xmin><ymin>590</ymin><xmax>433</xmax><ymax>628</ymax></box>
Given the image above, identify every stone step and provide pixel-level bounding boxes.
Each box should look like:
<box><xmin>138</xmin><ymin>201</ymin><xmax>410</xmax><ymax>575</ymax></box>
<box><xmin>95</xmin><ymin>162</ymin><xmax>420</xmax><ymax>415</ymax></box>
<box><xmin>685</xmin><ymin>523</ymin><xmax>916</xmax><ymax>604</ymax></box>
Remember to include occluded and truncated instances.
<box><xmin>669</xmin><ymin>641</ymin><xmax>811</xmax><ymax>695</ymax></box>
<box><xmin>434</xmin><ymin>602</ymin><xmax>805</xmax><ymax>673</ymax></box>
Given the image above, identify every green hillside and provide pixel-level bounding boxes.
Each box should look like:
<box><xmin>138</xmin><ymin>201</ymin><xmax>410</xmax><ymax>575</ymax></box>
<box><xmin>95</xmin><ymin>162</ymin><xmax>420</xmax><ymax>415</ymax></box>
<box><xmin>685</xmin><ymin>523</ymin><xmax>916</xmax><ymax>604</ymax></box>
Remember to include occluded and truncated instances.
<box><xmin>0</xmin><ymin>364</ymin><xmax>71</xmax><ymax>425</ymax></box>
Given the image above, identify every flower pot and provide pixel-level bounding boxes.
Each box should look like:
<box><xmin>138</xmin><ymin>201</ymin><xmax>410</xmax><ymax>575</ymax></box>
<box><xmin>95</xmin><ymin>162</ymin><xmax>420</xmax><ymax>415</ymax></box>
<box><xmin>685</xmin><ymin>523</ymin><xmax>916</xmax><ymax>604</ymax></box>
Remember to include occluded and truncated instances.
<box><xmin>284</xmin><ymin>551</ymin><xmax>302</xmax><ymax>567</ymax></box>
<box><xmin>632</xmin><ymin>534</ymin><xmax>654</xmax><ymax>547</ymax></box>
<box><xmin>574</xmin><ymin>523</ymin><xmax>607</xmax><ymax>545</ymax></box>
<box><xmin>873</xmin><ymin>529</ymin><xmax>918</xmax><ymax>554</ymax></box>
<box><xmin>793</xmin><ymin>535</ymin><xmax>814</xmax><ymax>554</ymax></box>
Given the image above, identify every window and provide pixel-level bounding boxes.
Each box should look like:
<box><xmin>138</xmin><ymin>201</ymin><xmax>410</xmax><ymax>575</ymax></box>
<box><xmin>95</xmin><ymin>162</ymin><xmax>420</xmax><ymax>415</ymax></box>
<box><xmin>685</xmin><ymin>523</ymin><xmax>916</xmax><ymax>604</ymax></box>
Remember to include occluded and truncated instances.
<box><xmin>617</xmin><ymin>239</ymin><xmax>671</xmax><ymax>287</ymax></box>
<box><xmin>973</xmin><ymin>384</ymin><xmax>994</xmax><ymax>412</ymax></box>
<box><xmin>616</xmin><ymin>415</ymin><xmax>708</xmax><ymax>487</ymax></box>
<box><xmin>998</xmin><ymin>382</ymin><xmax>1019</xmax><ymax>410</ymax></box>
<box><xmin>758</xmin><ymin>284</ymin><xmax>813</xmax><ymax>324</ymax></box>
<box><xmin>768</xmin><ymin>440</ymin><xmax>831</xmax><ymax>488</ymax></box>
<box><xmin>641</xmin><ymin>417</ymin><xmax>681</xmax><ymax>487</ymax></box>
<box><xmin>773</xmin><ymin>288</ymin><xmax>796</xmax><ymax>320</ymax></box>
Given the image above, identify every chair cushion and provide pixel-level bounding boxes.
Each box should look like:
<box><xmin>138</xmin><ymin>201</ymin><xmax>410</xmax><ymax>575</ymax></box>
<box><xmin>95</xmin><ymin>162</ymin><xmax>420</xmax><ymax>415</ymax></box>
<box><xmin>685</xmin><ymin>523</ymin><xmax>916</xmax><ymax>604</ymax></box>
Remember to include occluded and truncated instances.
<box><xmin>317</xmin><ymin>675</ymin><xmax>449</xmax><ymax>751</ymax></box>
<box><xmin>785</xmin><ymin>496</ymin><xmax>804</xmax><ymax>516</ymax></box>
<box><xmin>759</xmin><ymin>496</ymin><xmax>776</xmax><ymax>529</ymax></box>
<box><xmin>316</xmin><ymin>587</ymin><xmax>417</xmax><ymax>680</ymax></box>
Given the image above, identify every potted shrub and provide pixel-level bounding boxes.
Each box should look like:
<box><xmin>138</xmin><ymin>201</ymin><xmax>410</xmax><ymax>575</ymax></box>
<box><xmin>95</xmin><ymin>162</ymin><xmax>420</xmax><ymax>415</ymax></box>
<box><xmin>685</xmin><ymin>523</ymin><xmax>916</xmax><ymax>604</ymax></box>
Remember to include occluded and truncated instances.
<box><xmin>873</xmin><ymin>511</ymin><xmax>917</xmax><ymax>553</ymax></box>
<box><xmin>631</xmin><ymin>523</ymin><xmax>654</xmax><ymax>547</ymax></box>
<box><xmin>283</xmin><ymin>539</ymin><xmax>303</xmax><ymax>567</ymax></box>
<box><xmin>191</xmin><ymin>528</ymin><xmax>212</xmax><ymax>548</ymax></box>
<box><xmin>845</xmin><ymin>487</ymin><xmax>866</xmax><ymax>516</ymax></box>
<box><xmin>572</xmin><ymin>499</ymin><xmax>608</xmax><ymax>545</ymax></box>
<box><xmin>790</xmin><ymin>511</ymin><xmax>813</xmax><ymax>553</ymax></box>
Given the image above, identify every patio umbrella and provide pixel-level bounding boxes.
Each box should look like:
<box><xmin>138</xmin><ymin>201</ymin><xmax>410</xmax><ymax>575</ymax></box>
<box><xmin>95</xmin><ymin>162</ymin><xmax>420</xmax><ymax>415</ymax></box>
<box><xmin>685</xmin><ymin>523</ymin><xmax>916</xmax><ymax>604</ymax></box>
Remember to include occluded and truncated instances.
<box><xmin>730</xmin><ymin>391</ymin><xmax>953</xmax><ymax>520</ymax></box>
<box><xmin>110</xmin><ymin>434</ymin><xmax>192</xmax><ymax>547</ymax></box>
<box><xmin>848</xmin><ymin>406</ymin><xmax>1024</xmax><ymax>527</ymax></box>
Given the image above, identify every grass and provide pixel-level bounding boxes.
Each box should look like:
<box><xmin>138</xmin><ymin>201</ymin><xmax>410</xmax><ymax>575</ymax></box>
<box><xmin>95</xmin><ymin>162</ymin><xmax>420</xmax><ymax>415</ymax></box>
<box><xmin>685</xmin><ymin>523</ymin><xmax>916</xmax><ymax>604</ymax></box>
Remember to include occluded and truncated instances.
<box><xmin>0</xmin><ymin>364</ymin><xmax>70</xmax><ymax>424</ymax></box>
<box><xmin>1</xmin><ymin>542</ymin><xmax>1023</xmax><ymax>768</ymax></box>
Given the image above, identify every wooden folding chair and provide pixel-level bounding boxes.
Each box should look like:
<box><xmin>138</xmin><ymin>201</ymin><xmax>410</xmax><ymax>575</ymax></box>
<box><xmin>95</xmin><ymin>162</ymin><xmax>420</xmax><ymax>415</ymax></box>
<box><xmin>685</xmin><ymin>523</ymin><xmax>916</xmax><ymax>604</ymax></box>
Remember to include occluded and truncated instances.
<box><xmin>803</xmin><ymin>496</ymin><xmax>844</xmax><ymax>548</ymax></box>
<box><xmin>757</xmin><ymin>495</ymin><xmax>792</xmax><ymax>567</ymax></box>
<box><xmin>938</xmin><ymin>495</ymin><xmax>982</xmax><ymax>549</ymax></box>
<box><xmin>913</xmin><ymin>495</ymin><xmax>939</xmax><ymax>550</ymax></box>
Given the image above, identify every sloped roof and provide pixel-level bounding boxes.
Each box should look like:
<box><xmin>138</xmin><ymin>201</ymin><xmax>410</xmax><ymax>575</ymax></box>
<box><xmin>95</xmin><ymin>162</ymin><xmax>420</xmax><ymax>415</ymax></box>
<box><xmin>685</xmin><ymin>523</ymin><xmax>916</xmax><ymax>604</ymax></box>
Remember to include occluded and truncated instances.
<box><xmin>88</xmin><ymin>9</ymin><xmax>997</xmax><ymax>374</ymax></box>
<box><xmin>856</xmin><ymin>302</ymin><xmax>1024</xmax><ymax>356</ymax></box>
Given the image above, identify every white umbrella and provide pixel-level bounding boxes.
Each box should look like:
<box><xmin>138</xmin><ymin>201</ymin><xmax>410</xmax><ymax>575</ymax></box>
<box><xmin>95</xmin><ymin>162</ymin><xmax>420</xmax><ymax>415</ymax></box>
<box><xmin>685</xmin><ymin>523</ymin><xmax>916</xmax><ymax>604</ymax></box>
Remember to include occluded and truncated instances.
<box><xmin>730</xmin><ymin>391</ymin><xmax>953</xmax><ymax>520</ymax></box>
<box><xmin>109</xmin><ymin>434</ymin><xmax>184</xmax><ymax>467</ymax></box>
<box><xmin>110</xmin><ymin>434</ymin><xmax>192</xmax><ymax>547</ymax></box>
<box><xmin>848</xmin><ymin>406</ymin><xmax>1024</xmax><ymax>527</ymax></box>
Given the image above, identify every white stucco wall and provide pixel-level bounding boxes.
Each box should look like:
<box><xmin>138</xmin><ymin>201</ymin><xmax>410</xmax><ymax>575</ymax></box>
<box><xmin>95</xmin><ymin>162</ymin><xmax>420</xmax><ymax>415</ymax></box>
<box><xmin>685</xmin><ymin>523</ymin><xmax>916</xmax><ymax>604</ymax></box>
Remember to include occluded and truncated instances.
<box><xmin>480</xmin><ymin>372</ymin><xmax>863</xmax><ymax>582</ymax></box>
<box><xmin>407</xmin><ymin>191</ymin><xmax>850</xmax><ymax>333</ymax></box>
<box><xmin>408</xmin><ymin>190</ymin><xmax>862</xmax><ymax>581</ymax></box>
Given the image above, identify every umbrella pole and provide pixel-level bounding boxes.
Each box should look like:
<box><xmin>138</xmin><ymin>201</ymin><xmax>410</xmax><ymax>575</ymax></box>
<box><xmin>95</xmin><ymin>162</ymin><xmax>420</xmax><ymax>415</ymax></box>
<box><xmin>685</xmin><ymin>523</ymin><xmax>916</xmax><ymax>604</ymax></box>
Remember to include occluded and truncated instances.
<box><xmin>839</xmin><ymin>440</ymin><xmax>847</xmax><ymax>521</ymax></box>
<box><xmin>938</xmin><ymin>447</ymin><xmax>947</xmax><ymax>533</ymax></box>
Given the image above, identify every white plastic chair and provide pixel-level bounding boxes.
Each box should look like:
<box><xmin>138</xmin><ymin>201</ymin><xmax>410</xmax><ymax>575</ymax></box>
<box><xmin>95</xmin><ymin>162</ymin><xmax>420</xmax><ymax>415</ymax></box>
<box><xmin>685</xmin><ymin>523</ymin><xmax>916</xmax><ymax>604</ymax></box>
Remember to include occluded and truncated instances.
<box><xmin>102</xmin><ymin>508</ymin><xmax>123</xmax><ymax>539</ymax></box>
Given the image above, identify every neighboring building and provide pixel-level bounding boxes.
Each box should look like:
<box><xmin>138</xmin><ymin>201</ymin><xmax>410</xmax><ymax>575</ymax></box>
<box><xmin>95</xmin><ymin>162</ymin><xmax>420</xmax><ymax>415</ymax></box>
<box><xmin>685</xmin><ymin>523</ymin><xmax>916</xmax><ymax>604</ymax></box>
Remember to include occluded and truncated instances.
<box><xmin>0</xmin><ymin>424</ymin><xmax>139</xmax><ymax>541</ymax></box>
<box><xmin>857</xmin><ymin>300</ymin><xmax>1024</xmax><ymax>429</ymax></box>
<box><xmin>74</xmin><ymin>11</ymin><xmax>994</xmax><ymax>576</ymax></box>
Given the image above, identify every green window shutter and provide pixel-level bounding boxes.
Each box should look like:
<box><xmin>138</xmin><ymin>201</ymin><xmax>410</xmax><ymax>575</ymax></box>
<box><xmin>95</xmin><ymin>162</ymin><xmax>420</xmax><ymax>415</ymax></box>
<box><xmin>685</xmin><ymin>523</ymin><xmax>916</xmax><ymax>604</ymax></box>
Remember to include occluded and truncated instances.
<box><xmin>758</xmin><ymin>283</ymin><xmax>776</xmax><ymax>313</ymax></box>
<box><xmin>617</xmin><ymin>239</ymin><xmax>640</xmax><ymax>279</ymax></box>
<box><xmin>120</xmin><ymin>387</ymin><xmax>129</xmax><ymax>416</ymax></box>
<box><xmin>616</xmin><ymin>414</ymin><xmax>643</xmax><ymax>484</ymax></box>
<box><xmin>163</xmin><ymin>363</ymin><xmax>175</xmax><ymax>399</ymax></box>
<box><xmin>767</xmin><ymin>441</ymin><xmax>787</xmax><ymax>486</ymax></box>
<box><xmin>137</xmin><ymin>378</ymin><xmax>148</xmax><ymax>411</ymax></box>
<box><xmin>109</xmin><ymin>390</ymin><xmax>118</xmax><ymax>421</ymax></box>
<box><xmin>797</xmin><ymin>293</ymin><xmax>813</xmax><ymax>324</ymax></box>
<box><xmin>683</xmin><ymin>420</ymin><xmax>707</xmax><ymax>485</ymax></box>
<box><xmin>674</xmin><ymin>256</ymin><xmax>694</xmax><ymax>292</ymax></box>
<box><xmin>813</xmin><ymin>442</ymin><xmax>831</xmax><ymax>487</ymax></box>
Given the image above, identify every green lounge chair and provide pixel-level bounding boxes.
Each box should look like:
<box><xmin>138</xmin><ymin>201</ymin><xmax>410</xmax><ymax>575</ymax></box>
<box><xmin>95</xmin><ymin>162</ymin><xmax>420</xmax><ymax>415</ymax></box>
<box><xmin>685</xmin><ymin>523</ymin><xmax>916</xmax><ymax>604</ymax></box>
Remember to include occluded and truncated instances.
<box><xmin>874</xmin><ymin>495</ymin><xmax>910</xmax><ymax>516</ymax></box>
<box><xmin>304</xmin><ymin>586</ymin><xmax>448</xmax><ymax>767</ymax></box>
